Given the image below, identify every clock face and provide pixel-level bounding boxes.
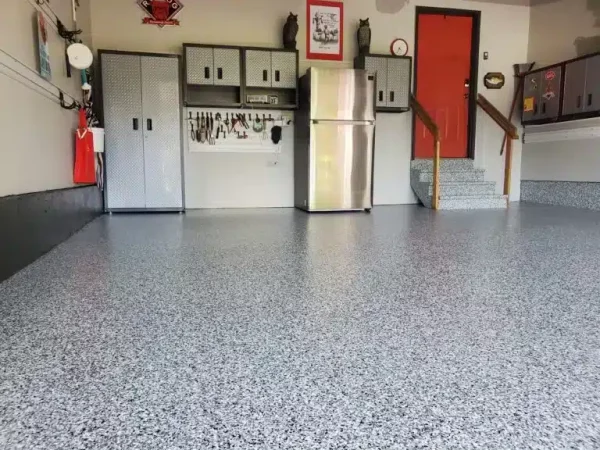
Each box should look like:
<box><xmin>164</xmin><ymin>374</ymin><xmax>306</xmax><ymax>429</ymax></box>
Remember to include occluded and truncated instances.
<box><xmin>390</xmin><ymin>38</ymin><xmax>409</xmax><ymax>56</ymax></box>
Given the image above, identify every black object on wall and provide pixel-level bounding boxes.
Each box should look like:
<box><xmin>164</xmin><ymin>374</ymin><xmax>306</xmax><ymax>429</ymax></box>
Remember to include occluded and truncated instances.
<box><xmin>0</xmin><ymin>186</ymin><xmax>103</xmax><ymax>283</ymax></box>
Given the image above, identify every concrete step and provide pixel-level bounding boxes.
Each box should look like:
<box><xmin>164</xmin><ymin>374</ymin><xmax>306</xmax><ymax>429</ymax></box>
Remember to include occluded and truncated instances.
<box><xmin>411</xmin><ymin>158</ymin><xmax>475</xmax><ymax>172</ymax></box>
<box><xmin>422</xmin><ymin>181</ymin><xmax>496</xmax><ymax>197</ymax></box>
<box><xmin>437</xmin><ymin>195</ymin><xmax>507</xmax><ymax>210</ymax></box>
<box><xmin>415</xmin><ymin>169</ymin><xmax>485</xmax><ymax>183</ymax></box>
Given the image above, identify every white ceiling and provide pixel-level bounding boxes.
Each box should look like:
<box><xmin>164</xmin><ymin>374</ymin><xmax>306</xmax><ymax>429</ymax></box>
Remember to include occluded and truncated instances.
<box><xmin>466</xmin><ymin>0</ymin><xmax>562</xmax><ymax>6</ymax></box>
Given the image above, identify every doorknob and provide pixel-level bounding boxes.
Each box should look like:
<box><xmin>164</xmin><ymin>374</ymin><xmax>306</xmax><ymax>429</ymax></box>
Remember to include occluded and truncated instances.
<box><xmin>464</xmin><ymin>79</ymin><xmax>470</xmax><ymax>88</ymax></box>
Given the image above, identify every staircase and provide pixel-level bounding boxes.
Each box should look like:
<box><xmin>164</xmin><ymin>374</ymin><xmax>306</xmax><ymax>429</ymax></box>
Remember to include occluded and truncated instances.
<box><xmin>410</xmin><ymin>159</ymin><xmax>507</xmax><ymax>210</ymax></box>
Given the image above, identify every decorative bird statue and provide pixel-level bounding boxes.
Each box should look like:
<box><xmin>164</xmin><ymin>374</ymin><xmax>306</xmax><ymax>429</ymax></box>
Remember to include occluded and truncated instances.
<box><xmin>283</xmin><ymin>13</ymin><xmax>299</xmax><ymax>50</ymax></box>
<box><xmin>357</xmin><ymin>18</ymin><xmax>371</xmax><ymax>55</ymax></box>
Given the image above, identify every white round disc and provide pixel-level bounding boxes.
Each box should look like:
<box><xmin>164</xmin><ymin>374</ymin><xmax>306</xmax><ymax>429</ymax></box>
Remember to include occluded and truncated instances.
<box><xmin>67</xmin><ymin>43</ymin><xmax>93</xmax><ymax>70</ymax></box>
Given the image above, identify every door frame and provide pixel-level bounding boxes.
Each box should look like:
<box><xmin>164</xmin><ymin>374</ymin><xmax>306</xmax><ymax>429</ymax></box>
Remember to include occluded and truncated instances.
<box><xmin>411</xmin><ymin>6</ymin><xmax>481</xmax><ymax>160</ymax></box>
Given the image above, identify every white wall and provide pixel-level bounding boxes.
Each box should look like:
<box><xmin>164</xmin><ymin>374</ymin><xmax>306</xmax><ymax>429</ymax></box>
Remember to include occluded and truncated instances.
<box><xmin>184</xmin><ymin>108</ymin><xmax>295</xmax><ymax>209</ymax></box>
<box><xmin>522</xmin><ymin>0</ymin><xmax>600</xmax><ymax>183</ymax></box>
<box><xmin>0</xmin><ymin>0</ymin><xmax>91</xmax><ymax>197</ymax></box>
<box><xmin>90</xmin><ymin>0</ymin><xmax>530</xmax><ymax>205</ymax></box>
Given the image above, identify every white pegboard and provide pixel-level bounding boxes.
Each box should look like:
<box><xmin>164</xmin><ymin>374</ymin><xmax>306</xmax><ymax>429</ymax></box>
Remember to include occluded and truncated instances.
<box><xmin>186</xmin><ymin>107</ymin><xmax>293</xmax><ymax>153</ymax></box>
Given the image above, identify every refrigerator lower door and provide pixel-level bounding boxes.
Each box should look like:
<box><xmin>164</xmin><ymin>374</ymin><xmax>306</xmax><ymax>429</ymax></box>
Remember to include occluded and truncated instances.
<box><xmin>308</xmin><ymin>121</ymin><xmax>374</xmax><ymax>211</ymax></box>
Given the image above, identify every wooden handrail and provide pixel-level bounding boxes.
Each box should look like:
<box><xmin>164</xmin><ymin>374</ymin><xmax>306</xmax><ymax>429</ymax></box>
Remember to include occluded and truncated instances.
<box><xmin>410</xmin><ymin>94</ymin><xmax>441</xmax><ymax>209</ymax></box>
<box><xmin>476</xmin><ymin>94</ymin><xmax>519</xmax><ymax>201</ymax></box>
<box><xmin>477</xmin><ymin>94</ymin><xmax>519</xmax><ymax>139</ymax></box>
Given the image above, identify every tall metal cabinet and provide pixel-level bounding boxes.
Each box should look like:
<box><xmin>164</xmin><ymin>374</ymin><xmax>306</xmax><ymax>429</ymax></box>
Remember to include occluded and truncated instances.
<box><xmin>563</xmin><ymin>54</ymin><xmax>600</xmax><ymax>116</ymax></box>
<box><xmin>100</xmin><ymin>51</ymin><xmax>183</xmax><ymax>212</ymax></box>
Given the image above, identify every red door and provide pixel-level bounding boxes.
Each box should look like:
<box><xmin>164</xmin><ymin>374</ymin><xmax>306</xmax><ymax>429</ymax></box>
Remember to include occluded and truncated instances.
<box><xmin>415</xmin><ymin>13</ymin><xmax>473</xmax><ymax>158</ymax></box>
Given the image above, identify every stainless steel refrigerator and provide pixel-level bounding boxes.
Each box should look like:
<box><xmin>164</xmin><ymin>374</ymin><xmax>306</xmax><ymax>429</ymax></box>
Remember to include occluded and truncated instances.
<box><xmin>294</xmin><ymin>68</ymin><xmax>376</xmax><ymax>212</ymax></box>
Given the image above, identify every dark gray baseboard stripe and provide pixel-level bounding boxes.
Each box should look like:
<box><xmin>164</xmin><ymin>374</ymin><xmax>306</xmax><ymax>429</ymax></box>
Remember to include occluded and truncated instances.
<box><xmin>0</xmin><ymin>186</ymin><xmax>103</xmax><ymax>283</ymax></box>
<box><xmin>521</xmin><ymin>181</ymin><xmax>600</xmax><ymax>211</ymax></box>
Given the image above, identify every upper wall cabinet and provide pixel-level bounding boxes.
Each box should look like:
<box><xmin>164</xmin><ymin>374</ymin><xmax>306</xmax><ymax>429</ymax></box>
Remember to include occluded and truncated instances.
<box><xmin>522</xmin><ymin>51</ymin><xmax>600</xmax><ymax>125</ymax></box>
<box><xmin>184</xmin><ymin>44</ymin><xmax>243</xmax><ymax>107</ymax></box>
<box><xmin>243</xmin><ymin>48</ymin><xmax>299</xmax><ymax>109</ymax></box>
<box><xmin>183</xmin><ymin>44</ymin><xmax>299</xmax><ymax>109</ymax></box>
<box><xmin>354</xmin><ymin>54</ymin><xmax>412</xmax><ymax>112</ymax></box>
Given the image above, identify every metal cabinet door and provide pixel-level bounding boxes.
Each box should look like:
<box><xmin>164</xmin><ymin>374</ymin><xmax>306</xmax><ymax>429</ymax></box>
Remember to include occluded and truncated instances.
<box><xmin>539</xmin><ymin>66</ymin><xmax>562</xmax><ymax>120</ymax></box>
<box><xmin>563</xmin><ymin>59</ymin><xmax>587</xmax><ymax>115</ymax></box>
<box><xmin>186</xmin><ymin>47</ymin><xmax>214</xmax><ymax>85</ymax></box>
<box><xmin>271</xmin><ymin>51</ymin><xmax>297</xmax><ymax>88</ymax></box>
<box><xmin>213</xmin><ymin>48</ymin><xmax>241</xmax><ymax>86</ymax></box>
<box><xmin>584</xmin><ymin>55</ymin><xmax>600</xmax><ymax>112</ymax></box>
<box><xmin>101</xmin><ymin>53</ymin><xmax>146</xmax><ymax>209</ymax></box>
<box><xmin>245</xmin><ymin>50</ymin><xmax>271</xmax><ymax>87</ymax></box>
<box><xmin>141</xmin><ymin>56</ymin><xmax>183</xmax><ymax>209</ymax></box>
<box><xmin>522</xmin><ymin>72</ymin><xmax>541</xmax><ymax>122</ymax></box>
<box><xmin>309</xmin><ymin>121</ymin><xmax>375</xmax><ymax>211</ymax></box>
<box><xmin>364</xmin><ymin>56</ymin><xmax>387</xmax><ymax>107</ymax></box>
<box><xmin>387</xmin><ymin>57</ymin><xmax>411</xmax><ymax>109</ymax></box>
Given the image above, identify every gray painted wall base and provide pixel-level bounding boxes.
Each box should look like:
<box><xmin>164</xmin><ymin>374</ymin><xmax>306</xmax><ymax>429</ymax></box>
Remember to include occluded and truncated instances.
<box><xmin>0</xmin><ymin>185</ymin><xmax>103</xmax><ymax>282</ymax></box>
<box><xmin>521</xmin><ymin>181</ymin><xmax>600</xmax><ymax>211</ymax></box>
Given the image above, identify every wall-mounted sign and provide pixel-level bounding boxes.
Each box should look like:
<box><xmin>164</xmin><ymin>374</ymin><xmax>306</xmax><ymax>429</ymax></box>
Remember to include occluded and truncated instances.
<box><xmin>307</xmin><ymin>0</ymin><xmax>344</xmax><ymax>61</ymax></box>
<box><xmin>137</xmin><ymin>0</ymin><xmax>183</xmax><ymax>27</ymax></box>
<box><xmin>484</xmin><ymin>72</ymin><xmax>505</xmax><ymax>89</ymax></box>
<box><xmin>37</xmin><ymin>12</ymin><xmax>51</xmax><ymax>80</ymax></box>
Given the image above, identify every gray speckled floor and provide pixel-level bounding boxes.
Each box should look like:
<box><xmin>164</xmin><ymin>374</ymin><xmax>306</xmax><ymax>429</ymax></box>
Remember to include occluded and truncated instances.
<box><xmin>1</xmin><ymin>205</ymin><xmax>600</xmax><ymax>449</ymax></box>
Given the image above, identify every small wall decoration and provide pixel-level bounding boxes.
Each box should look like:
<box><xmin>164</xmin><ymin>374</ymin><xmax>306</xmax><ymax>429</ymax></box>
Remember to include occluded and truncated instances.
<box><xmin>283</xmin><ymin>13</ymin><xmax>299</xmax><ymax>49</ymax></box>
<box><xmin>357</xmin><ymin>18</ymin><xmax>371</xmax><ymax>55</ymax></box>
<box><xmin>484</xmin><ymin>72</ymin><xmax>505</xmax><ymax>89</ymax></box>
<box><xmin>307</xmin><ymin>0</ymin><xmax>344</xmax><ymax>61</ymax></box>
<box><xmin>390</xmin><ymin>38</ymin><xmax>409</xmax><ymax>56</ymax></box>
<box><xmin>37</xmin><ymin>12</ymin><xmax>51</xmax><ymax>80</ymax></box>
<box><xmin>137</xmin><ymin>0</ymin><xmax>184</xmax><ymax>27</ymax></box>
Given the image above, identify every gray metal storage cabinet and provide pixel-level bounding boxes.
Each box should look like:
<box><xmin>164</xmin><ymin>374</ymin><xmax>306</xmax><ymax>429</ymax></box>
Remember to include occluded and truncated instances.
<box><xmin>100</xmin><ymin>51</ymin><xmax>183</xmax><ymax>212</ymax></box>
<box><xmin>354</xmin><ymin>54</ymin><xmax>412</xmax><ymax>112</ymax></box>
<box><xmin>563</xmin><ymin>54</ymin><xmax>600</xmax><ymax>116</ymax></box>
<box><xmin>522</xmin><ymin>65</ymin><xmax>563</xmax><ymax>124</ymax></box>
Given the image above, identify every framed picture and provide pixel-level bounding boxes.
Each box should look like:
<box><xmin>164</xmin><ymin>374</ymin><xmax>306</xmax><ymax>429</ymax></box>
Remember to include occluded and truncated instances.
<box><xmin>306</xmin><ymin>0</ymin><xmax>344</xmax><ymax>61</ymax></box>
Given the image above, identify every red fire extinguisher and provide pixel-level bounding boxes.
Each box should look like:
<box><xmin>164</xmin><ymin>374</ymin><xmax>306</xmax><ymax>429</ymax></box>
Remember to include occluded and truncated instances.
<box><xmin>73</xmin><ymin>108</ymin><xmax>96</xmax><ymax>184</ymax></box>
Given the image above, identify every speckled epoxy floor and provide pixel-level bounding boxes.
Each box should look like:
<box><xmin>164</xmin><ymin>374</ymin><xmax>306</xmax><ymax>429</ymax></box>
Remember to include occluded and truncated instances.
<box><xmin>1</xmin><ymin>204</ymin><xmax>600</xmax><ymax>449</ymax></box>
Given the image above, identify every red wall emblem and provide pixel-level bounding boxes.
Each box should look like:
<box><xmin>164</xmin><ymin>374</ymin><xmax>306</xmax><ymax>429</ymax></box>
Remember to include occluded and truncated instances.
<box><xmin>137</xmin><ymin>0</ymin><xmax>183</xmax><ymax>27</ymax></box>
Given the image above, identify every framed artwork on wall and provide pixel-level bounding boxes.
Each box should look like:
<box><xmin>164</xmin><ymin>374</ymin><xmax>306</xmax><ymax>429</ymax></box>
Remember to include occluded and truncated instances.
<box><xmin>306</xmin><ymin>0</ymin><xmax>344</xmax><ymax>61</ymax></box>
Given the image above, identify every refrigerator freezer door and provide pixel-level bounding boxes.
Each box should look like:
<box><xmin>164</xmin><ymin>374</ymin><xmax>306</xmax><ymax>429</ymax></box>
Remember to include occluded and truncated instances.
<box><xmin>308</xmin><ymin>121</ymin><xmax>374</xmax><ymax>211</ymax></box>
<box><xmin>309</xmin><ymin>68</ymin><xmax>375</xmax><ymax>121</ymax></box>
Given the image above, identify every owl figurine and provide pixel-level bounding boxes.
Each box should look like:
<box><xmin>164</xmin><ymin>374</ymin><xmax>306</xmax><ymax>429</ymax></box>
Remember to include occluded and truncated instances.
<box><xmin>357</xmin><ymin>18</ymin><xmax>371</xmax><ymax>55</ymax></box>
<box><xmin>283</xmin><ymin>13</ymin><xmax>299</xmax><ymax>50</ymax></box>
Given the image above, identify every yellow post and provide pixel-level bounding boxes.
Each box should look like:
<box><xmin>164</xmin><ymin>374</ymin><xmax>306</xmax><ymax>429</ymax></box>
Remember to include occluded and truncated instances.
<box><xmin>504</xmin><ymin>134</ymin><xmax>513</xmax><ymax>200</ymax></box>
<box><xmin>432</xmin><ymin>139</ymin><xmax>441</xmax><ymax>210</ymax></box>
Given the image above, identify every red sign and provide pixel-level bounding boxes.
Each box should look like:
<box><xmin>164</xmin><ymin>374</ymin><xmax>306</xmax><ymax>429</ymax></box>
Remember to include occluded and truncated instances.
<box><xmin>545</xmin><ymin>70</ymin><xmax>556</xmax><ymax>81</ymax></box>
<box><xmin>138</xmin><ymin>0</ymin><xmax>183</xmax><ymax>27</ymax></box>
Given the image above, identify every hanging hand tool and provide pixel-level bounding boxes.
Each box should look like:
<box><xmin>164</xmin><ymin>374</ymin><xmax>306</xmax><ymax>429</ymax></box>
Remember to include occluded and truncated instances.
<box><xmin>196</xmin><ymin>112</ymin><xmax>202</xmax><ymax>142</ymax></box>
<box><xmin>190</xmin><ymin>122</ymin><xmax>196</xmax><ymax>141</ymax></box>
<box><xmin>262</xmin><ymin>114</ymin><xmax>269</xmax><ymax>140</ymax></box>
<box><xmin>199</xmin><ymin>112</ymin><xmax>207</xmax><ymax>143</ymax></box>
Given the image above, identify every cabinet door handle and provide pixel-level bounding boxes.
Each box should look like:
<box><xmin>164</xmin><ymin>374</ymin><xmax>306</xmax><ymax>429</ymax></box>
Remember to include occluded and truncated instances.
<box><xmin>588</xmin><ymin>94</ymin><xmax>593</xmax><ymax>107</ymax></box>
<box><xmin>534</xmin><ymin>103</ymin><xmax>538</xmax><ymax>115</ymax></box>
<box><xmin>275</xmin><ymin>70</ymin><xmax>280</xmax><ymax>82</ymax></box>
<box><xmin>147</xmin><ymin>119</ymin><xmax>153</xmax><ymax>131</ymax></box>
<box><xmin>263</xmin><ymin>70</ymin><xmax>268</xmax><ymax>82</ymax></box>
<box><xmin>204</xmin><ymin>67</ymin><xmax>210</xmax><ymax>79</ymax></box>
<box><xmin>133</xmin><ymin>118</ymin><xmax>139</xmax><ymax>130</ymax></box>
<box><xmin>577</xmin><ymin>95</ymin><xmax>582</xmax><ymax>108</ymax></box>
<box><xmin>217</xmin><ymin>68</ymin><xmax>223</xmax><ymax>80</ymax></box>
<box><xmin>378</xmin><ymin>91</ymin><xmax>383</xmax><ymax>102</ymax></box>
<box><xmin>541</xmin><ymin>103</ymin><xmax>546</xmax><ymax>115</ymax></box>
<box><xmin>390</xmin><ymin>91</ymin><xmax>395</xmax><ymax>103</ymax></box>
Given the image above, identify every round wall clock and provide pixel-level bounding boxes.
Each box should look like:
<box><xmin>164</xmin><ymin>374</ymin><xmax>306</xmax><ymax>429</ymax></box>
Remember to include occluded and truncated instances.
<box><xmin>390</xmin><ymin>38</ymin><xmax>409</xmax><ymax>56</ymax></box>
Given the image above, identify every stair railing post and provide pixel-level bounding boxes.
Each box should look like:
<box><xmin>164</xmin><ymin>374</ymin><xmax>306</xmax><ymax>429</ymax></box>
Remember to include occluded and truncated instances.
<box><xmin>503</xmin><ymin>133</ymin><xmax>513</xmax><ymax>200</ymax></box>
<box><xmin>432</xmin><ymin>139</ymin><xmax>440</xmax><ymax>210</ymax></box>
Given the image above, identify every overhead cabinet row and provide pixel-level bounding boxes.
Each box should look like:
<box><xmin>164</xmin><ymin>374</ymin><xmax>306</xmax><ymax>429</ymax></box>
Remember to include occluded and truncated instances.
<box><xmin>184</xmin><ymin>44</ymin><xmax>299</xmax><ymax>109</ymax></box>
<box><xmin>522</xmin><ymin>52</ymin><xmax>600</xmax><ymax>125</ymax></box>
